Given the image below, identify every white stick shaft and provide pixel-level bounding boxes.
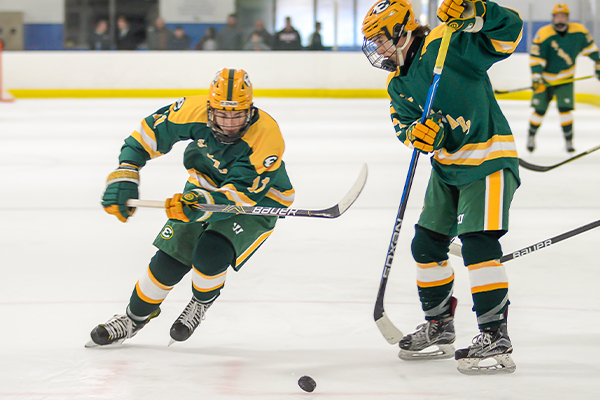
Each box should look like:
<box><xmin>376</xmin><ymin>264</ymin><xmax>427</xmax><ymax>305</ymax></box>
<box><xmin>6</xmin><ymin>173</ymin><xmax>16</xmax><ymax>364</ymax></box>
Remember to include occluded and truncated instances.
<box><xmin>127</xmin><ymin>199</ymin><xmax>165</xmax><ymax>209</ymax></box>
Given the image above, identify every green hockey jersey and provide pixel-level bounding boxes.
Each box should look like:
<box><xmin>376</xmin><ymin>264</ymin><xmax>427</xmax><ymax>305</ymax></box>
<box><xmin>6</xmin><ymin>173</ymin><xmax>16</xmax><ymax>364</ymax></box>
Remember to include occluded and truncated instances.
<box><xmin>530</xmin><ymin>22</ymin><xmax>600</xmax><ymax>84</ymax></box>
<box><xmin>390</xmin><ymin>1</ymin><xmax>522</xmax><ymax>186</ymax></box>
<box><xmin>117</xmin><ymin>95</ymin><xmax>295</xmax><ymax>222</ymax></box>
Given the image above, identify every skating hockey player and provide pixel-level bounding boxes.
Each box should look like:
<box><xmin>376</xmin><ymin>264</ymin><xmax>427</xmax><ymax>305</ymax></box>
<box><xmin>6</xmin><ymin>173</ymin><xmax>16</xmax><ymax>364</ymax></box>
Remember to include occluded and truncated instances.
<box><xmin>527</xmin><ymin>3</ymin><xmax>600</xmax><ymax>153</ymax></box>
<box><xmin>86</xmin><ymin>68</ymin><xmax>295</xmax><ymax>347</ymax></box>
<box><xmin>362</xmin><ymin>0</ymin><xmax>522</xmax><ymax>374</ymax></box>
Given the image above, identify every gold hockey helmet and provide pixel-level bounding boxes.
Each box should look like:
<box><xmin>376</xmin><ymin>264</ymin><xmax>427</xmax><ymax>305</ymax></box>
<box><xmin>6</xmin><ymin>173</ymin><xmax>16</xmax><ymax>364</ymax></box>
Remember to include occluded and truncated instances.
<box><xmin>552</xmin><ymin>3</ymin><xmax>570</xmax><ymax>15</ymax></box>
<box><xmin>362</xmin><ymin>0</ymin><xmax>419</xmax><ymax>41</ymax></box>
<box><xmin>361</xmin><ymin>0</ymin><xmax>420</xmax><ymax>71</ymax></box>
<box><xmin>207</xmin><ymin>68</ymin><xmax>255</xmax><ymax>144</ymax></box>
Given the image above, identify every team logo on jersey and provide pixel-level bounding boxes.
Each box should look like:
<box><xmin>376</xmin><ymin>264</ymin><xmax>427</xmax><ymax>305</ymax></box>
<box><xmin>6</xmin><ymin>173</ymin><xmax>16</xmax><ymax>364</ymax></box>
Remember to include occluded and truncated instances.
<box><xmin>173</xmin><ymin>97</ymin><xmax>186</xmax><ymax>111</ymax></box>
<box><xmin>372</xmin><ymin>0</ymin><xmax>390</xmax><ymax>14</ymax></box>
<box><xmin>264</xmin><ymin>155</ymin><xmax>278</xmax><ymax>168</ymax></box>
<box><xmin>160</xmin><ymin>225</ymin><xmax>174</xmax><ymax>239</ymax></box>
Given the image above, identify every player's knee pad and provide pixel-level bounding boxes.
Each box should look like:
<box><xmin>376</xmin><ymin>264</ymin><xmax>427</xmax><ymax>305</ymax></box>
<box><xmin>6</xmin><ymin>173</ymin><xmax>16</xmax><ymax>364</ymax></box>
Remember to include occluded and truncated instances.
<box><xmin>149</xmin><ymin>250</ymin><xmax>192</xmax><ymax>286</ymax></box>
<box><xmin>411</xmin><ymin>225</ymin><xmax>452</xmax><ymax>264</ymax></box>
<box><xmin>533</xmin><ymin>108</ymin><xmax>548</xmax><ymax>117</ymax></box>
<box><xmin>458</xmin><ymin>231</ymin><xmax>504</xmax><ymax>266</ymax></box>
<box><xmin>192</xmin><ymin>231</ymin><xmax>235</xmax><ymax>276</ymax></box>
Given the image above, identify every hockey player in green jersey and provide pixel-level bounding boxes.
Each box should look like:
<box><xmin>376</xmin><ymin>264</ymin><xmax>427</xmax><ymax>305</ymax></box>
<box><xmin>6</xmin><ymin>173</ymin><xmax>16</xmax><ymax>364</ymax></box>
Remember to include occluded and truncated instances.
<box><xmin>86</xmin><ymin>68</ymin><xmax>295</xmax><ymax>347</ymax></box>
<box><xmin>362</xmin><ymin>0</ymin><xmax>522</xmax><ymax>374</ymax></box>
<box><xmin>527</xmin><ymin>3</ymin><xmax>600</xmax><ymax>153</ymax></box>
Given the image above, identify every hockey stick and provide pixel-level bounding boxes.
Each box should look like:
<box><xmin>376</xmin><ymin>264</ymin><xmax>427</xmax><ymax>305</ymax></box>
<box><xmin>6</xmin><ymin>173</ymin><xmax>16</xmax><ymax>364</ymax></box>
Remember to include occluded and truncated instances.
<box><xmin>448</xmin><ymin>218</ymin><xmax>600</xmax><ymax>262</ymax></box>
<box><xmin>374</xmin><ymin>26</ymin><xmax>453</xmax><ymax>345</ymax></box>
<box><xmin>518</xmin><ymin>143</ymin><xmax>600</xmax><ymax>172</ymax></box>
<box><xmin>494</xmin><ymin>75</ymin><xmax>594</xmax><ymax>95</ymax></box>
<box><xmin>127</xmin><ymin>163</ymin><xmax>368</xmax><ymax>219</ymax></box>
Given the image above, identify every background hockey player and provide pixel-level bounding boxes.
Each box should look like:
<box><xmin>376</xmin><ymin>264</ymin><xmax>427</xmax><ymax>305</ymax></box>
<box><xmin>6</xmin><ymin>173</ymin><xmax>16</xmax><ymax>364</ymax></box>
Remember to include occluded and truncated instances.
<box><xmin>527</xmin><ymin>3</ymin><xmax>600</xmax><ymax>153</ymax></box>
<box><xmin>87</xmin><ymin>68</ymin><xmax>295</xmax><ymax>347</ymax></box>
<box><xmin>362</xmin><ymin>0</ymin><xmax>522</xmax><ymax>374</ymax></box>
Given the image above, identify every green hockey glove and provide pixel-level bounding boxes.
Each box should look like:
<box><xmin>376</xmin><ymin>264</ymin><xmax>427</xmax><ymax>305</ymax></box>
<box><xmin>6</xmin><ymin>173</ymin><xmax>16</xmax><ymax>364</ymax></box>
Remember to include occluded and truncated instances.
<box><xmin>165</xmin><ymin>189</ymin><xmax>214</xmax><ymax>222</ymax></box>
<box><xmin>406</xmin><ymin>111</ymin><xmax>447</xmax><ymax>154</ymax></box>
<box><xmin>532</xmin><ymin>73</ymin><xmax>547</xmax><ymax>94</ymax></box>
<box><xmin>595</xmin><ymin>62</ymin><xmax>600</xmax><ymax>80</ymax></box>
<box><xmin>438</xmin><ymin>0</ymin><xmax>486</xmax><ymax>33</ymax></box>
<box><xmin>102</xmin><ymin>163</ymin><xmax>139</xmax><ymax>222</ymax></box>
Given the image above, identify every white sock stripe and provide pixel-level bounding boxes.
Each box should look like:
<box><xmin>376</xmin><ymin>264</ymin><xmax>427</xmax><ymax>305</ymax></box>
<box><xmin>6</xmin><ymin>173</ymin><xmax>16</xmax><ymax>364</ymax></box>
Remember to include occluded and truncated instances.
<box><xmin>559</xmin><ymin>112</ymin><xmax>573</xmax><ymax>125</ymax></box>
<box><xmin>137</xmin><ymin>268</ymin><xmax>173</xmax><ymax>302</ymax></box>
<box><xmin>530</xmin><ymin>113</ymin><xmax>544</xmax><ymax>124</ymax></box>
<box><xmin>468</xmin><ymin>264</ymin><xmax>508</xmax><ymax>288</ymax></box>
<box><xmin>416</xmin><ymin>263</ymin><xmax>454</xmax><ymax>283</ymax></box>
<box><xmin>191</xmin><ymin>268</ymin><xmax>227</xmax><ymax>291</ymax></box>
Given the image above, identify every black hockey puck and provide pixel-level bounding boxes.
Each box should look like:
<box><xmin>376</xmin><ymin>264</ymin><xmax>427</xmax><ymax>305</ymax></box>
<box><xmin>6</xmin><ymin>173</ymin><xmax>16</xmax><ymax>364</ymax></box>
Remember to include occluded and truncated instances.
<box><xmin>298</xmin><ymin>375</ymin><xmax>316</xmax><ymax>392</ymax></box>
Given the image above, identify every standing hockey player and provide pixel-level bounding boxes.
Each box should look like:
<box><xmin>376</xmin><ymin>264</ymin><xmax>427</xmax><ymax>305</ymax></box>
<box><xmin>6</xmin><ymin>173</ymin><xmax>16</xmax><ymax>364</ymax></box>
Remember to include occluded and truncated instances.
<box><xmin>362</xmin><ymin>0</ymin><xmax>522</xmax><ymax>374</ymax></box>
<box><xmin>527</xmin><ymin>3</ymin><xmax>600</xmax><ymax>153</ymax></box>
<box><xmin>87</xmin><ymin>68</ymin><xmax>295</xmax><ymax>347</ymax></box>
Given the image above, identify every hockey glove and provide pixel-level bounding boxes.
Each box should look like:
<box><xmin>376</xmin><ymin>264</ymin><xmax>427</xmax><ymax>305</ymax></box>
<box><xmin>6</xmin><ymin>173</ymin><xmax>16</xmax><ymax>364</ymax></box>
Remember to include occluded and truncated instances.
<box><xmin>102</xmin><ymin>163</ymin><xmax>139</xmax><ymax>222</ymax></box>
<box><xmin>532</xmin><ymin>73</ymin><xmax>547</xmax><ymax>94</ymax></box>
<box><xmin>595</xmin><ymin>61</ymin><xmax>600</xmax><ymax>80</ymax></box>
<box><xmin>165</xmin><ymin>188</ymin><xmax>214</xmax><ymax>222</ymax></box>
<box><xmin>438</xmin><ymin>0</ymin><xmax>486</xmax><ymax>33</ymax></box>
<box><xmin>406</xmin><ymin>111</ymin><xmax>447</xmax><ymax>154</ymax></box>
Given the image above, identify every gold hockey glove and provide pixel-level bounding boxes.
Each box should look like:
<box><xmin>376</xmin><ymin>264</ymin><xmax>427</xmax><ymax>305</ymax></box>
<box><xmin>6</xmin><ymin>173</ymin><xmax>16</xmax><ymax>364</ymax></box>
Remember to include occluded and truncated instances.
<box><xmin>406</xmin><ymin>111</ymin><xmax>447</xmax><ymax>154</ymax></box>
<box><xmin>438</xmin><ymin>0</ymin><xmax>486</xmax><ymax>33</ymax></box>
<box><xmin>532</xmin><ymin>73</ymin><xmax>547</xmax><ymax>94</ymax></box>
<box><xmin>102</xmin><ymin>163</ymin><xmax>139</xmax><ymax>222</ymax></box>
<box><xmin>165</xmin><ymin>189</ymin><xmax>214</xmax><ymax>222</ymax></box>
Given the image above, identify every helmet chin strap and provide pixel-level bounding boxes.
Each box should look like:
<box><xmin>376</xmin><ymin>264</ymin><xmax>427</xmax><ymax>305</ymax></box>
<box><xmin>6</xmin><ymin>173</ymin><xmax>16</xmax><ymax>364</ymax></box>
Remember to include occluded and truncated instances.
<box><xmin>394</xmin><ymin>31</ymin><xmax>412</xmax><ymax>68</ymax></box>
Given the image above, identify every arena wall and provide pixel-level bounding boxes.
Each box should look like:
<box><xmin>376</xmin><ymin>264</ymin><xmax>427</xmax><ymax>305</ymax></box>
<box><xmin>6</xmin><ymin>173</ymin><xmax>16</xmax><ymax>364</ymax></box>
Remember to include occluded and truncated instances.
<box><xmin>3</xmin><ymin>52</ymin><xmax>600</xmax><ymax>103</ymax></box>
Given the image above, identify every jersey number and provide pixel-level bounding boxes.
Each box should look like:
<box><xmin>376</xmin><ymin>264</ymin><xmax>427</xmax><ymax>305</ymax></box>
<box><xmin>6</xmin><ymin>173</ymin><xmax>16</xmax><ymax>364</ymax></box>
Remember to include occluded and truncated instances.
<box><xmin>248</xmin><ymin>176</ymin><xmax>270</xmax><ymax>193</ymax></box>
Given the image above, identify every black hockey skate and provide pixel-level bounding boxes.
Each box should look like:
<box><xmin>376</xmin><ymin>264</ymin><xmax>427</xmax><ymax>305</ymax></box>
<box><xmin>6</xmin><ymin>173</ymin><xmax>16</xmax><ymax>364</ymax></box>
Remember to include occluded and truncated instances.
<box><xmin>455</xmin><ymin>323</ymin><xmax>516</xmax><ymax>375</ymax></box>
<box><xmin>85</xmin><ymin>308</ymin><xmax>161</xmax><ymax>348</ymax></box>
<box><xmin>398</xmin><ymin>297</ymin><xmax>457</xmax><ymax>360</ymax></box>
<box><xmin>526</xmin><ymin>135</ymin><xmax>535</xmax><ymax>152</ymax></box>
<box><xmin>565</xmin><ymin>139</ymin><xmax>575</xmax><ymax>153</ymax></box>
<box><xmin>169</xmin><ymin>297</ymin><xmax>212</xmax><ymax>344</ymax></box>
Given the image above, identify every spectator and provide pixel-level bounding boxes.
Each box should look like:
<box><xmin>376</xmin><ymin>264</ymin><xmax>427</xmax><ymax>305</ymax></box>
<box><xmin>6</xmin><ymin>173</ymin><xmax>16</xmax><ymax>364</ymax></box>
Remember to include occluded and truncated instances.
<box><xmin>169</xmin><ymin>26</ymin><xmax>191</xmax><ymax>50</ymax></box>
<box><xmin>247</xmin><ymin>19</ymin><xmax>273</xmax><ymax>48</ymax></box>
<box><xmin>89</xmin><ymin>19</ymin><xmax>110</xmax><ymax>50</ymax></box>
<box><xmin>216</xmin><ymin>14</ymin><xmax>243</xmax><ymax>50</ymax></box>
<box><xmin>147</xmin><ymin>17</ymin><xmax>173</xmax><ymax>50</ymax></box>
<box><xmin>243</xmin><ymin>32</ymin><xmax>271</xmax><ymax>51</ymax></box>
<box><xmin>273</xmin><ymin>17</ymin><xmax>302</xmax><ymax>51</ymax></box>
<box><xmin>307</xmin><ymin>22</ymin><xmax>325</xmax><ymax>50</ymax></box>
<box><xmin>194</xmin><ymin>26</ymin><xmax>217</xmax><ymax>50</ymax></box>
<box><xmin>116</xmin><ymin>16</ymin><xmax>138</xmax><ymax>50</ymax></box>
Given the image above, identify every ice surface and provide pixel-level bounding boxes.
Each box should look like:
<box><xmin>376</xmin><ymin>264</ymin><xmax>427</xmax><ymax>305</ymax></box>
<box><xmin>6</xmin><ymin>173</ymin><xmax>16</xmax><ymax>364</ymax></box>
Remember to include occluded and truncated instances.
<box><xmin>0</xmin><ymin>98</ymin><xmax>598</xmax><ymax>399</ymax></box>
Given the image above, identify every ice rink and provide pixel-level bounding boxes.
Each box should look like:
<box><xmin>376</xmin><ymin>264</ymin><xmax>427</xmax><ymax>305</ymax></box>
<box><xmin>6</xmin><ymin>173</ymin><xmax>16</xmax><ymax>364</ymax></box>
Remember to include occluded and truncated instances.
<box><xmin>0</xmin><ymin>97</ymin><xmax>599</xmax><ymax>399</ymax></box>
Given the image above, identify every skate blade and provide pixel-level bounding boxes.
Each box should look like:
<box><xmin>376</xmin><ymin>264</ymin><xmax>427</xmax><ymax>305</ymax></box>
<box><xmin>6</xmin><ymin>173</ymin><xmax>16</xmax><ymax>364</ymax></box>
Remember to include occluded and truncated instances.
<box><xmin>399</xmin><ymin>344</ymin><xmax>455</xmax><ymax>361</ymax></box>
<box><xmin>457</xmin><ymin>353</ymin><xmax>516</xmax><ymax>375</ymax></box>
<box><xmin>84</xmin><ymin>338</ymin><xmax>126</xmax><ymax>348</ymax></box>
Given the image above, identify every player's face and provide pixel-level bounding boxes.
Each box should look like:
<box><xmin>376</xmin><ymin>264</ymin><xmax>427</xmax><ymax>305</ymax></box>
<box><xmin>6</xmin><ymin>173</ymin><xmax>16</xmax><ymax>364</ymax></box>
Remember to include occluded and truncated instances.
<box><xmin>373</xmin><ymin>34</ymin><xmax>395</xmax><ymax>57</ymax></box>
<box><xmin>553</xmin><ymin>13</ymin><xmax>568</xmax><ymax>25</ymax></box>
<box><xmin>214</xmin><ymin>110</ymin><xmax>248</xmax><ymax>135</ymax></box>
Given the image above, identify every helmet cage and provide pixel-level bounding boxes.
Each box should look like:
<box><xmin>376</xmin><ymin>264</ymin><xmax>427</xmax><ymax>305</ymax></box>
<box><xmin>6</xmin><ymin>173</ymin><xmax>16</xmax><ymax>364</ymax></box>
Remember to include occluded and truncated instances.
<box><xmin>207</xmin><ymin>104</ymin><xmax>255</xmax><ymax>145</ymax></box>
<box><xmin>362</xmin><ymin>2</ymin><xmax>415</xmax><ymax>72</ymax></box>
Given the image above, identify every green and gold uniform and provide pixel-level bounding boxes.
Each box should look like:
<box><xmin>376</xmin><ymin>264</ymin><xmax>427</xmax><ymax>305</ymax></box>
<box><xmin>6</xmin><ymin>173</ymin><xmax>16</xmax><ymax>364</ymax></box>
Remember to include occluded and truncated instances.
<box><xmin>529</xmin><ymin>22</ymin><xmax>600</xmax><ymax>144</ymax></box>
<box><xmin>118</xmin><ymin>95</ymin><xmax>295</xmax><ymax>317</ymax></box>
<box><xmin>389</xmin><ymin>2</ymin><xmax>522</xmax><ymax>328</ymax></box>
